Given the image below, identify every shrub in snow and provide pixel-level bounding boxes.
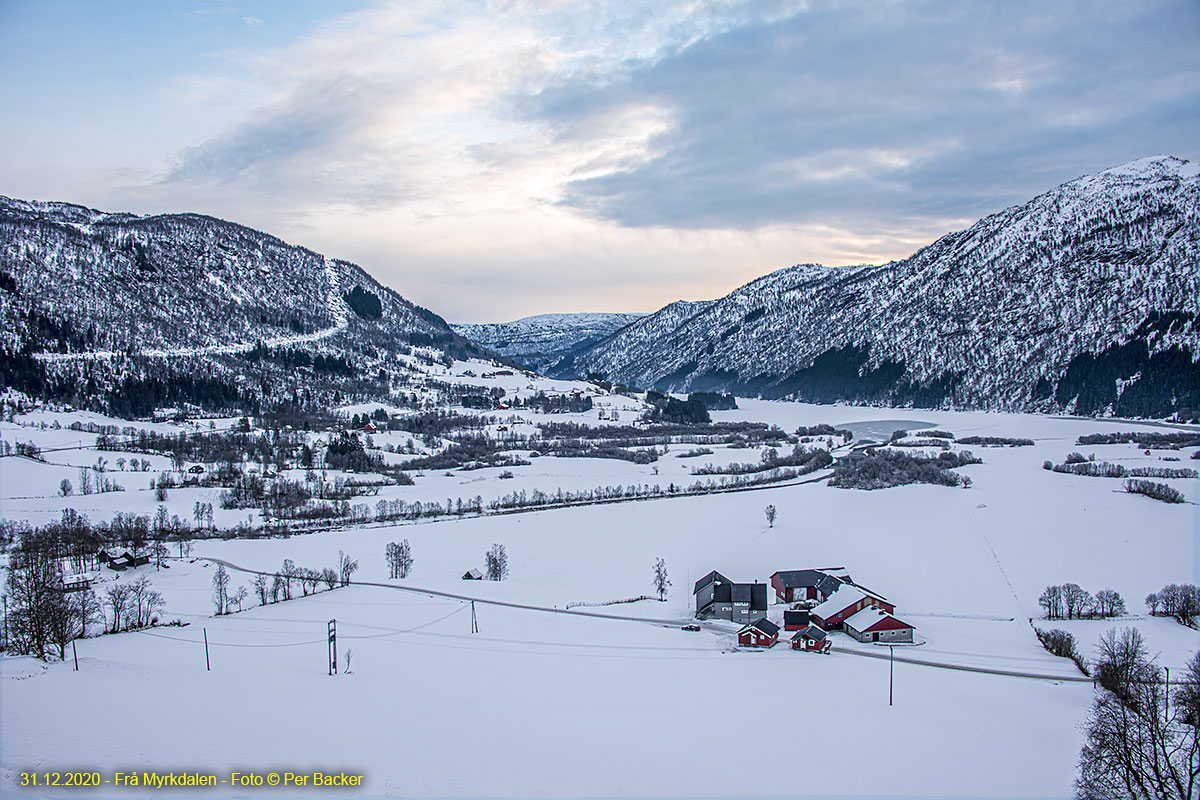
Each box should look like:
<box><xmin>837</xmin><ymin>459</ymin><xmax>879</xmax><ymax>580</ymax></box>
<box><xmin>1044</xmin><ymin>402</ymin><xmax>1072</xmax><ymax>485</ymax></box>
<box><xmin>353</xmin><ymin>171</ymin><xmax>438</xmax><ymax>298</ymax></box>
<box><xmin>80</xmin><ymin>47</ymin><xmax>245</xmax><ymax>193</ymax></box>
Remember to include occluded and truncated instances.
<box><xmin>1124</xmin><ymin>479</ymin><xmax>1185</xmax><ymax>504</ymax></box>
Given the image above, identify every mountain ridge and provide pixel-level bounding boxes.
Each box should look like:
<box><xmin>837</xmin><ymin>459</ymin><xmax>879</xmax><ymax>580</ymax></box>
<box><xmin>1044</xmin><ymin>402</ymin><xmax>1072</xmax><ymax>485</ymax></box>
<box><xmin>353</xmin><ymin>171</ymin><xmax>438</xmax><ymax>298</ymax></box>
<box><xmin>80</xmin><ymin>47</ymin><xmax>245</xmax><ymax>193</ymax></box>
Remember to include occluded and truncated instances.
<box><xmin>0</xmin><ymin>196</ymin><xmax>487</xmax><ymax>415</ymax></box>
<box><xmin>452</xmin><ymin>312</ymin><xmax>645</xmax><ymax>373</ymax></box>
<box><xmin>556</xmin><ymin>156</ymin><xmax>1200</xmax><ymax>419</ymax></box>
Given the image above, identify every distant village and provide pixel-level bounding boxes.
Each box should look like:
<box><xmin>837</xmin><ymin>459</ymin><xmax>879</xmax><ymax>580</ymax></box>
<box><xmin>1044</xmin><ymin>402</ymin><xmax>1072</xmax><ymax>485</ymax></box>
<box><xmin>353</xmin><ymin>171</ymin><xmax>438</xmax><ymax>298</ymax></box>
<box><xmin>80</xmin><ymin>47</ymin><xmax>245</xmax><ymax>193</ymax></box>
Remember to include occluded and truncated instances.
<box><xmin>693</xmin><ymin>567</ymin><xmax>916</xmax><ymax>653</ymax></box>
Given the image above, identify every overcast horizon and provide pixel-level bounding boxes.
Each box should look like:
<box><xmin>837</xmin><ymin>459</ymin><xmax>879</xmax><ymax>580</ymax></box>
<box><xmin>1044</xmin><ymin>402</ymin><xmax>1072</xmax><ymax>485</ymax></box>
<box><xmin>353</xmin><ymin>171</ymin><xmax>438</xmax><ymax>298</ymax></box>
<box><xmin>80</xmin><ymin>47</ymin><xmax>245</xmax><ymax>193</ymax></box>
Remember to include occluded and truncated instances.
<box><xmin>2</xmin><ymin>0</ymin><xmax>1197</xmax><ymax>323</ymax></box>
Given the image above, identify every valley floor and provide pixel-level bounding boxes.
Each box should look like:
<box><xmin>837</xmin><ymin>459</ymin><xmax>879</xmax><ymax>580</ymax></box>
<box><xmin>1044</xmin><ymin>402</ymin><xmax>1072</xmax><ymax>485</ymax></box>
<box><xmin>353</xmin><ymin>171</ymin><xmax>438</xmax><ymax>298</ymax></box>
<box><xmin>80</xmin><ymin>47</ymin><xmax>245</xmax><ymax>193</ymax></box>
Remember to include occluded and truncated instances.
<box><xmin>2</xmin><ymin>399</ymin><xmax>1198</xmax><ymax>799</ymax></box>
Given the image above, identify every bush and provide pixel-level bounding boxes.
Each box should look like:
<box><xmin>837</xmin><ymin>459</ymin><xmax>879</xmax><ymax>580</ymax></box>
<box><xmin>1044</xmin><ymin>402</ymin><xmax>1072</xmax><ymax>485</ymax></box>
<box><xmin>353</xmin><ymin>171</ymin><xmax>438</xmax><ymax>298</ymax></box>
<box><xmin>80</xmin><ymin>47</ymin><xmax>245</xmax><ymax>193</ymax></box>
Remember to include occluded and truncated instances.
<box><xmin>959</xmin><ymin>436</ymin><xmax>1034</xmax><ymax>447</ymax></box>
<box><xmin>1065</xmin><ymin>452</ymin><xmax>1088</xmax><ymax>464</ymax></box>
<box><xmin>1034</xmin><ymin>628</ymin><xmax>1088</xmax><ymax>675</ymax></box>
<box><xmin>829</xmin><ymin>448</ymin><xmax>979</xmax><ymax>490</ymax></box>
<box><xmin>1124</xmin><ymin>479</ymin><xmax>1185</xmax><ymax>504</ymax></box>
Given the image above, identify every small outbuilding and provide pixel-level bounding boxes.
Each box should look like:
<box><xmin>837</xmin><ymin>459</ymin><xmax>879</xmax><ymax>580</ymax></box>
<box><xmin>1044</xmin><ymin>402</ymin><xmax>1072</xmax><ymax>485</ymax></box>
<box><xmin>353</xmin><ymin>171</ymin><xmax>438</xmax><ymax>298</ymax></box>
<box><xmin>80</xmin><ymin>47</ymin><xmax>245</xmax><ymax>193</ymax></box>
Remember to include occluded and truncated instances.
<box><xmin>58</xmin><ymin>574</ymin><xmax>92</xmax><ymax>592</ymax></box>
<box><xmin>791</xmin><ymin>625</ymin><xmax>832</xmax><ymax>654</ymax></box>
<box><xmin>783</xmin><ymin>609</ymin><xmax>811</xmax><ymax>630</ymax></box>
<box><xmin>737</xmin><ymin>618</ymin><xmax>780</xmax><ymax>648</ymax></box>
<box><xmin>461</xmin><ymin>569</ymin><xmax>483</xmax><ymax>580</ymax></box>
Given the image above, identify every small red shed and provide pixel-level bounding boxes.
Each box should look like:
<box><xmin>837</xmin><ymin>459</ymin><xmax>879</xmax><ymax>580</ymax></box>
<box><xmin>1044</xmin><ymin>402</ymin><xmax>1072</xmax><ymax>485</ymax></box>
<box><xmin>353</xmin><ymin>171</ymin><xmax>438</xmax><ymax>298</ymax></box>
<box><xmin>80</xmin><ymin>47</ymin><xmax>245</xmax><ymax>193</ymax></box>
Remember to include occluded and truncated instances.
<box><xmin>737</xmin><ymin>618</ymin><xmax>780</xmax><ymax>648</ymax></box>
<box><xmin>791</xmin><ymin>625</ymin><xmax>832</xmax><ymax>653</ymax></box>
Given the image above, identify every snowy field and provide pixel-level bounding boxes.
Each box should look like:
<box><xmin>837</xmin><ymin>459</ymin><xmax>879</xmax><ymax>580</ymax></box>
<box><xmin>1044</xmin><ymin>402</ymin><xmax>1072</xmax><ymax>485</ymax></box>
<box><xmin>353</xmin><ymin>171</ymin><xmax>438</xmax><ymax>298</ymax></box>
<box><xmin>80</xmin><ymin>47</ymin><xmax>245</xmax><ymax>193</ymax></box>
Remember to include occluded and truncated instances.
<box><xmin>2</xmin><ymin>399</ymin><xmax>1198</xmax><ymax>799</ymax></box>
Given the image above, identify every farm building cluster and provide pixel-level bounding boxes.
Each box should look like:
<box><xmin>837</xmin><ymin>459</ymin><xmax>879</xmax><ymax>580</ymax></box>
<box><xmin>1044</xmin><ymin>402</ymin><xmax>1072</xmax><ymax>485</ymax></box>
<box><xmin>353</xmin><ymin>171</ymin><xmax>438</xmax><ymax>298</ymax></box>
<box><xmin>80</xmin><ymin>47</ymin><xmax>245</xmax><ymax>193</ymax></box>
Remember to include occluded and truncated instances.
<box><xmin>693</xmin><ymin>567</ymin><xmax>916</xmax><ymax>652</ymax></box>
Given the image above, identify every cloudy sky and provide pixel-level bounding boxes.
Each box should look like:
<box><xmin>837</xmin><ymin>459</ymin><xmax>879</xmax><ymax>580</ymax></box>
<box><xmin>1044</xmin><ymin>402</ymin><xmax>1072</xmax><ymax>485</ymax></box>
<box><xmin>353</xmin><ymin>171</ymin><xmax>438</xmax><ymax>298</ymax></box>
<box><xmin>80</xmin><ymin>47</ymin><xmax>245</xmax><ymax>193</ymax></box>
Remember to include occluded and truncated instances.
<box><xmin>2</xmin><ymin>1</ymin><xmax>1197</xmax><ymax>322</ymax></box>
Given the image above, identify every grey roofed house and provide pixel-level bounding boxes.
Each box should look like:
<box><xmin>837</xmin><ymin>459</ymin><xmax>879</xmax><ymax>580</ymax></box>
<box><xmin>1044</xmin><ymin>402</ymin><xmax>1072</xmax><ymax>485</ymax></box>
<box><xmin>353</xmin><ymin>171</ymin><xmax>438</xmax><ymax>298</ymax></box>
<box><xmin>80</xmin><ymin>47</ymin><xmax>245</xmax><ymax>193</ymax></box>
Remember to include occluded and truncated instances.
<box><xmin>694</xmin><ymin>571</ymin><xmax>768</xmax><ymax>624</ymax></box>
<box><xmin>693</xmin><ymin>570</ymin><xmax>731</xmax><ymax>595</ymax></box>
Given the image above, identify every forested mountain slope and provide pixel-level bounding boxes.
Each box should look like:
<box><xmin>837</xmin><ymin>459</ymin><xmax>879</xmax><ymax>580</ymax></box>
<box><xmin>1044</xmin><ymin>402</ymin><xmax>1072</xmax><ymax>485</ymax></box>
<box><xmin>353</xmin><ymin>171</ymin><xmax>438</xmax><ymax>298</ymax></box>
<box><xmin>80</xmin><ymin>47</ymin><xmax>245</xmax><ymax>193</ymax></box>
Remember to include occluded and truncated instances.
<box><xmin>561</xmin><ymin>157</ymin><xmax>1200</xmax><ymax>419</ymax></box>
<box><xmin>0</xmin><ymin>198</ymin><xmax>487</xmax><ymax>415</ymax></box>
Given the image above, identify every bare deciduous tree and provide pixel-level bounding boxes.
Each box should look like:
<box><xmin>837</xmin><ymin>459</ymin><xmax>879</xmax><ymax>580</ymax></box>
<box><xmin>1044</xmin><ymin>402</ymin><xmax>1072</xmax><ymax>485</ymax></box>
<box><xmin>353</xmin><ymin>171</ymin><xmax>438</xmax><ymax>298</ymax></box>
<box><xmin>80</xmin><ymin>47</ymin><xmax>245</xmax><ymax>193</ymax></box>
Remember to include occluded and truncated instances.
<box><xmin>337</xmin><ymin>551</ymin><xmax>359</xmax><ymax>586</ymax></box>
<box><xmin>212</xmin><ymin>564</ymin><xmax>230</xmax><ymax>615</ymax></box>
<box><xmin>485</xmin><ymin>544</ymin><xmax>508</xmax><ymax>581</ymax></box>
<box><xmin>1076</xmin><ymin>628</ymin><xmax>1198</xmax><ymax>799</ymax></box>
<box><xmin>764</xmin><ymin>504</ymin><xmax>777</xmax><ymax>528</ymax></box>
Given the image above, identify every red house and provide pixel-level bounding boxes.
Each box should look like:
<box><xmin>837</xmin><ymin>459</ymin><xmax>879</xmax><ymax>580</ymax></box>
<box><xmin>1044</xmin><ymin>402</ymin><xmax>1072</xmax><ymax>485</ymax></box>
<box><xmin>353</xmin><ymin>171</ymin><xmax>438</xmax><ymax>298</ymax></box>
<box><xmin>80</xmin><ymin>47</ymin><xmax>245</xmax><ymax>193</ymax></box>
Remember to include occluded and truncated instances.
<box><xmin>809</xmin><ymin>585</ymin><xmax>894</xmax><ymax>631</ymax></box>
<box><xmin>791</xmin><ymin>625</ymin><xmax>832</xmax><ymax>653</ymax></box>
<box><xmin>737</xmin><ymin>618</ymin><xmax>780</xmax><ymax>648</ymax></box>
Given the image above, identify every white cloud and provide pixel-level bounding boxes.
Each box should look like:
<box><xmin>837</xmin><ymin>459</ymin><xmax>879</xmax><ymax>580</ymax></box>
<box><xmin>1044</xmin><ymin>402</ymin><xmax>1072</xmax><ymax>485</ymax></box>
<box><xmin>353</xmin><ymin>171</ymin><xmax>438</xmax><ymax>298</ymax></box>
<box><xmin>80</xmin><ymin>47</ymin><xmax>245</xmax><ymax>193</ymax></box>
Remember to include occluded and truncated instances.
<box><xmin>101</xmin><ymin>0</ymin><xmax>1200</xmax><ymax>319</ymax></box>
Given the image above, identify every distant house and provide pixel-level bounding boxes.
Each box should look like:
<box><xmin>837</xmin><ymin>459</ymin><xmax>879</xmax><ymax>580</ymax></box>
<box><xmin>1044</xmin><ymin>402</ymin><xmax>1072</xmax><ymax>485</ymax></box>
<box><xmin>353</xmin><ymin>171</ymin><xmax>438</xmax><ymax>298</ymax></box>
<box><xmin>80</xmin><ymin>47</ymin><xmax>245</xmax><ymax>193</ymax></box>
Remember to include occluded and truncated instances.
<box><xmin>810</xmin><ymin>585</ymin><xmax>895</xmax><ymax>631</ymax></box>
<box><xmin>363</xmin><ymin>423</ymin><xmax>378</xmax><ymax>434</ymax></box>
<box><xmin>495</xmin><ymin>370</ymin><xmax>514</xmax><ymax>376</ymax></box>
<box><xmin>791</xmin><ymin>625</ymin><xmax>831</xmax><ymax>653</ymax></box>
<box><xmin>693</xmin><ymin>570</ymin><xmax>768</xmax><ymax>624</ymax></box>
<box><xmin>58</xmin><ymin>574</ymin><xmax>91</xmax><ymax>592</ymax></box>
<box><xmin>769</xmin><ymin>568</ymin><xmax>850</xmax><ymax>603</ymax></box>
<box><xmin>97</xmin><ymin>548</ymin><xmax>123</xmax><ymax>565</ymax></box>
<box><xmin>737</xmin><ymin>618</ymin><xmax>780</xmax><ymax>648</ymax></box>
<box><xmin>843</xmin><ymin>607</ymin><xmax>915</xmax><ymax>643</ymax></box>
<box><xmin>462</xmin><ymin>569</ymin><xmax>483</xmax><ymax>580</ymax></box>
<box><xmin>783</xmin><ymin>609</ymin><xmax>811</xmax><ymax>631</ymax></box>
<box><xmin>188</xmin><ymin>464</ymin><xmax>205</xmax><ymax>474</ymax></box>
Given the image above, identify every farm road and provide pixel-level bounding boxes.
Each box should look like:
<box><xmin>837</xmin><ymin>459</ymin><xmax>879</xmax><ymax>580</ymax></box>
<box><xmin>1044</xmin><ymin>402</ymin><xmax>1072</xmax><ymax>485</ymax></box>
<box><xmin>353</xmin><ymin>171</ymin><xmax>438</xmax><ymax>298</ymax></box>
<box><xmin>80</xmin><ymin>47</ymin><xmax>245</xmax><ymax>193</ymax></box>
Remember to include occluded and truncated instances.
<box><xmin>195</xmin><ymin>556</ymin><xmax>1094</xmax><ymax>684</ymax></box>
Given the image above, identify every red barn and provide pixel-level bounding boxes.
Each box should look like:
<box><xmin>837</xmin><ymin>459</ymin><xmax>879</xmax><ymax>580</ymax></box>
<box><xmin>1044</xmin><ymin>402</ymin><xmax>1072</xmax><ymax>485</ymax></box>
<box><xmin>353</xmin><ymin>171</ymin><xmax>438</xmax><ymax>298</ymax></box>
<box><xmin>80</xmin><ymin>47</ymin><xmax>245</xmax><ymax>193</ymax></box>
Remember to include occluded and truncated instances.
<box><xmin>769</xmin><ymin>568</ymin><xmax>850</xmax><ymax>603</ymax></box>
<box><xmin>843</xmin><ymin>607</ymin><xmax>915</xmax><ymax>643</ymax></box>
<box><xmin>810</xmin><ymin>585</ymin><xmax>894</xmax><ymax>631</ymax></box>
<box><xmin>737</xmin><ymin>618</ymin><xmax>780</xmax><ymax>648</ymax></box>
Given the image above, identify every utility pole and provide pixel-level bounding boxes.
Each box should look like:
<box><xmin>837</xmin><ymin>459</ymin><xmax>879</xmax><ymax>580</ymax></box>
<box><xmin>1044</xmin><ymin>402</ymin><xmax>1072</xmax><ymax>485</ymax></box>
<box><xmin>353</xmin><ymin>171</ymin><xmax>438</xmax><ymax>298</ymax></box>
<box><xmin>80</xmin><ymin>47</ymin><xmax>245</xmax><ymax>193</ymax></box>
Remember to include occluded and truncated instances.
<box><xmin>203</xmin><ymin>628</ymin><xmax>211</xmax><ymax>671</ymax></box>
<box><xmin>72</xmin><ymin>640</ymin><xmax>79</xmax><ymax>671</ymax></box>
<box><xmin>889</xmin><ymin>645</ymin><xmax>894</xmax><ymax>706</ymax></box>
<box><xmin>470</xmin><ymin>601</ymin><xmax>478</xmax><ymax>634</ymax></box>
<box><xmin>328</xmin><ymin>619</ymin><xmax>337</xmax><ymax>675</ymax></box>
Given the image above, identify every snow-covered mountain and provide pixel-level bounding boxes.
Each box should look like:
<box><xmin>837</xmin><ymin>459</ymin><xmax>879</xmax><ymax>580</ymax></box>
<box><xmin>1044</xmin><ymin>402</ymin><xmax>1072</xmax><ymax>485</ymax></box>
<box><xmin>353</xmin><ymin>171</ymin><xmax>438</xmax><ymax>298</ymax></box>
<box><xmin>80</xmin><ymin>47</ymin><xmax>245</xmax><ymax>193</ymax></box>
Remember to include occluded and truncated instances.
<box><xmin>0</xmin><ymin>197</ymin><xmax>487</xmax><ymax>414</ymax></box>
<box><xmin>452</xmin><ymin>312</ymin><xmax>644</xmax><ymax>372</ymax></box>
<box><xmin>559</xmin><ymin>156</ymin><xmax>1200</xmax><ymax>419</ymax></box>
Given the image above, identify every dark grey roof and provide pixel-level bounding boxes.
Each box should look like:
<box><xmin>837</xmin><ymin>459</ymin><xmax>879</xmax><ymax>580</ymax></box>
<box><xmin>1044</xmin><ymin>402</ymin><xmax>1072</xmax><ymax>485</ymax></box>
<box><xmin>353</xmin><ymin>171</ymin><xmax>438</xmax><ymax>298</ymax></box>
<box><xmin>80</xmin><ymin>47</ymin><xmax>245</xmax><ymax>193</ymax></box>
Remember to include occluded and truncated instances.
<box><xmin>751</xmin><ymin>583</ymin><xmax>767</xmax><ymax>611</ymax></box>
<box><xmin>816</xmin><ymin>575</ymin><xmax>845</xmax><ymax>597</ymax></box>
<box><xmin>784</xmin><ymin>610</ymin><xmax>810</xmax><ymax>624</ymax></box>
<box><xmin>746</xmin><ymin>618</ymin><xmax>780</xmax><ymax>636</ymax></box>
<box><xmin>773</xmin><ymin>569</ymin><xmax>850</xmax><ymax>593</ymax></box>
<box><xmin>772</xmin><ymin>569</ymin><xmax>827</xmax><ymax>589</ymax></box>
<box><xmin>707</xmin><ymin>579</ymin><xmax>767</xmax><ymax>609</ymax></box>
<box><xmin>794</xmin><ymin>625</ymin><xmax>827</xmax><ymax>642</ymax></box>
<box><xmin>693</xmin><ymin>570</ymin><xmax>730</xmax><ymax>595</ymax></box>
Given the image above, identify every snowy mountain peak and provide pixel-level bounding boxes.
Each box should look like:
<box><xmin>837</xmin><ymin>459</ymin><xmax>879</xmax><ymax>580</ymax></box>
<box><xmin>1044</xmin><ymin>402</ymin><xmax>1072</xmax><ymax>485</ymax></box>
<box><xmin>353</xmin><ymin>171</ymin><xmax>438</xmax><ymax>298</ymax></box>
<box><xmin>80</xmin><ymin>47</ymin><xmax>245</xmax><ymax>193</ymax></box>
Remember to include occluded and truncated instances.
<box><xmin>452</xmin><ymin>312</ymin><xmax>645</xmax><ymax>372</ymax></box>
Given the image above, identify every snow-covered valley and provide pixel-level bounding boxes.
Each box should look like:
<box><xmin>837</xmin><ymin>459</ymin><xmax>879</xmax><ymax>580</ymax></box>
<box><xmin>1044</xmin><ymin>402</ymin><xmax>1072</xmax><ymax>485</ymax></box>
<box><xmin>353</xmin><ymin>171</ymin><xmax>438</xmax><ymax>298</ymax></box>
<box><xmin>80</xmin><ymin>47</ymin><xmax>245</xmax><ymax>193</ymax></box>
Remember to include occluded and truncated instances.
<box><xmin>3</xmin><ymin>391</ymin><xmax>1197</xmax><ymax>799</ymax></box>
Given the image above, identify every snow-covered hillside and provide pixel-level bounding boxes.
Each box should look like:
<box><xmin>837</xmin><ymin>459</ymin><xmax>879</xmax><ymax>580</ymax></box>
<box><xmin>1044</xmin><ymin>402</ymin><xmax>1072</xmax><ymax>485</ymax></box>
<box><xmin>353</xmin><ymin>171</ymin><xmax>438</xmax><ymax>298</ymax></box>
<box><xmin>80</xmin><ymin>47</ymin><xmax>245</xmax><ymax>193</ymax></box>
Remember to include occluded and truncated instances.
<box><xmin>452</xmin><ymin>312</ymin><xmax>644</xmax><ymax>372</ymax></box>
<box><xmin>563</xmin><ymin>156</ymin><xmax>1200</xmax><ymax>418</ymax></box>
<box><xmin>0</xmin><ymin>197</ymin><xmax>492</xmax><ymax>415</ymax></box>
